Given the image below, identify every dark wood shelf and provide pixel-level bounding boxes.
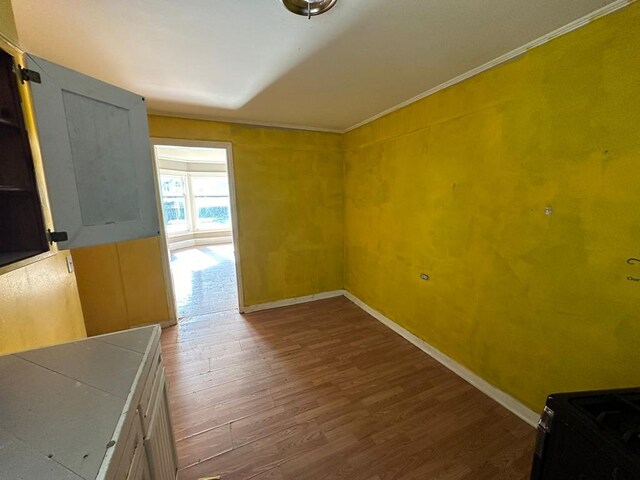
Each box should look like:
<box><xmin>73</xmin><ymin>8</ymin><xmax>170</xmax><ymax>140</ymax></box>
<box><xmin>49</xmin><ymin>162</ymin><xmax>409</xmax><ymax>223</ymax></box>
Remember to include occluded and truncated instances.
<box><xmin>0</xmin><ymin>117</ymin><xmax>20</xmax><ymax>129</ymax></box>
<box><xmin>0</xmin><ymin>185</ymin><xmax>32</xmax><ymax>193</ymax></box>
<box><xmin>0</xmin><ymin>47</ymin><xmax>49</xmax><ymax>265</ymax></box>
<box><xmin>0</xmin><ymin>250</ymin><xmax>42</xmax><ymax>267</ymax></box>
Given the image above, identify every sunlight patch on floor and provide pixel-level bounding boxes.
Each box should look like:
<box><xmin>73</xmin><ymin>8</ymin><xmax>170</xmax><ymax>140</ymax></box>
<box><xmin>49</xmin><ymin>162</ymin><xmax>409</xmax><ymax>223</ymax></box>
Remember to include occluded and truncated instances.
<box><xmin>170</xmin><ymin>244</ymin><xmax>238</xmax><ymax>319</ymax></box>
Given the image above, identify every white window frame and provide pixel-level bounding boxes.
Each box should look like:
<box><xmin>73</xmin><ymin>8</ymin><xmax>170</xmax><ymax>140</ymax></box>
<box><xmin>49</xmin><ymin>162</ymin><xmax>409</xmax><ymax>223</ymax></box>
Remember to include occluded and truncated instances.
<box><xmin>159</xmin><ymin>169</ymin><xmax>232</xmax><ymax>236</ymax></box>
<box><xmin>187</xmin><ymin>171</ymin><xmax>232</xmax><ymax>233</ymax></box>
<box><xmin>158</xmin><ymin>170</ymin><xmax>191</xmax><ymax>235</ymax></box>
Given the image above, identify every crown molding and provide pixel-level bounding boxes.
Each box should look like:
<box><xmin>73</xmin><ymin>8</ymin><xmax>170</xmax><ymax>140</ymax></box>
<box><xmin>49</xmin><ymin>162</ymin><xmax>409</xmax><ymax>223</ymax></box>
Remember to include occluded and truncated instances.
<box><xmin>344</xmin><ymin>0</ymin><xmax>634</xmax><ymax>133</ymax></box>
<box><xmin>147</xmin><ymin>110</ymin><xmax>343</xmax><ymax>134</ymax></box>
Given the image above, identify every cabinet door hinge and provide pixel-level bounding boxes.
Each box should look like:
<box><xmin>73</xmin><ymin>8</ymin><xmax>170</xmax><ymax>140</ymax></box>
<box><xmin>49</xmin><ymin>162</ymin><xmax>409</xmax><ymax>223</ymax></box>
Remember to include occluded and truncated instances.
<box><xmin>47</xmin><ymin>229</ymin><xmax>68</xmax><ymax>244</ymax></box>
<box><xmin>19</xmin><ymin>66</ymin><xmax>41</xmax><ymax>84</ymax></box>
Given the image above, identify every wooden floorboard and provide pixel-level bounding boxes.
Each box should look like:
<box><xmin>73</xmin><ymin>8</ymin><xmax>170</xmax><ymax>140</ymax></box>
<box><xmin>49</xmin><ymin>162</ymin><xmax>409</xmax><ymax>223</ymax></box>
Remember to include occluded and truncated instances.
<box><xmin>161</xmin><ymin>296</ymin><xmax>535</xmax><ymax>480</ymax></box>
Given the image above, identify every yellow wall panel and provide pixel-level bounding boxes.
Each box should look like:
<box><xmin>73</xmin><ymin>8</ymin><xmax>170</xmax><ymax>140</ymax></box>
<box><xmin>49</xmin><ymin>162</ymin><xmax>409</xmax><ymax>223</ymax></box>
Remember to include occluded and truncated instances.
<box><xmin>117</xmin><ymin>237</ymin><xmax>171</xmax><ymax>326</ymax></box>
<box><xmin>72</xmin><ymin>237</ymin><xmax>171</xmax><ymax>335</ymax></box>
<box><xmin>343</xmin><ymin>3</ymin><xmax>640</xmax><ymax>411</ymax></box>
<box><xmin>0</xmin><ymin>253</ymin><xmax>86</xmax><ymax>354</ymax></box>
<box><xmin>71</xmin><ymin>243</ymin><xmax>129</xmax><ymax>336</ymax></box>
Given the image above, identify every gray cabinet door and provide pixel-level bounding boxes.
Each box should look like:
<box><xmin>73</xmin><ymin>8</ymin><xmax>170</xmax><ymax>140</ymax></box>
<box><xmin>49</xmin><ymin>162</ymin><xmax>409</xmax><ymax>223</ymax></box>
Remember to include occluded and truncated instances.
<box><xmin>25</xmin><ymin>54</ymin><xmax>159</xmax><ymax>249</ymax></box>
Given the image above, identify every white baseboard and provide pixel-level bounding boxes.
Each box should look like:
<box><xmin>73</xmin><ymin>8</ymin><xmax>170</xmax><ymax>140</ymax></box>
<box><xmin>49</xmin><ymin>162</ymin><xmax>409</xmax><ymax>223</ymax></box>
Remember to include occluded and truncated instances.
<box><xmin>243</xmin><ymin>290</ymin><xmax>344</xmax><ymax>313</ymax></box>
<box><xmin>169</xmin><ymin>236</ymin><xmax>233</xmax><ymax>251</ymax></box>
<box><xmin>343</xmin><ymin>291</ymin><xmax>540</xmax><ymax>427</ymax></box>
<box><xmin>168</xmin><ymin>239</ymin><xmax>194</xmax><ymax>251</ymax></box>
<box><xmin>240</xmin><ymin>287</ymin><xmax>539</xmax><ymax>426</ymax></box>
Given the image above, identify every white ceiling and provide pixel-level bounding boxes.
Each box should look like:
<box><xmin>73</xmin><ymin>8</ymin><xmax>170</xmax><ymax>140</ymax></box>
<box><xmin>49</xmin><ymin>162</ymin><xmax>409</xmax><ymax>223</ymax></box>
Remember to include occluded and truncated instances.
<box><xmin>12</xmin><ymin>0</ymin><xmax>616</xmax><ymax>132</ymax></box>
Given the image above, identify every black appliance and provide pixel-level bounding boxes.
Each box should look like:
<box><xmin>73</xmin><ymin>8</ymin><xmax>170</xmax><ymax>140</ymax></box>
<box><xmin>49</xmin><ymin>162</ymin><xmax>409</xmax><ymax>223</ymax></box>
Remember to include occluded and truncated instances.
<box><xmin>531</xmin><ymin>388</ymin><xmax>640</xmax><ymax>480</ymax></box>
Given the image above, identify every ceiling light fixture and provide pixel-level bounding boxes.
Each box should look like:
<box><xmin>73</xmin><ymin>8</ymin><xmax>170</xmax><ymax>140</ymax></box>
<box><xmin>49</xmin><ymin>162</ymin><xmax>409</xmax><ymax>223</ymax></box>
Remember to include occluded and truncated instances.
<box><xmin>280</xmin><ymin>0</ymin><xmax>337</xmax><ymax>19</ymax></box>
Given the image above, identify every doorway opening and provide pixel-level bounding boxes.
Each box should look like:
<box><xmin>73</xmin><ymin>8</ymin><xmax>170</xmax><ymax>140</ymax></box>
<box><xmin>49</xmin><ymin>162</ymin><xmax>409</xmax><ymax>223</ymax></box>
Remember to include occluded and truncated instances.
<box><xmin>151</xmin><ymin>139</ymin><xmax>244</xmax><ymax>321</ymax></box>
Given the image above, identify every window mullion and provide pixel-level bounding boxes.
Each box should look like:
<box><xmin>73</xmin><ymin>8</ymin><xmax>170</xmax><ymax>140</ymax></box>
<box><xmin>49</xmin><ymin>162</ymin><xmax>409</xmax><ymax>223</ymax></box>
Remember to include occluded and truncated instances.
<box><xmin>186</xmin><ymin>173</ymin><xmax>197</xmax><ymax>233</ymax></box>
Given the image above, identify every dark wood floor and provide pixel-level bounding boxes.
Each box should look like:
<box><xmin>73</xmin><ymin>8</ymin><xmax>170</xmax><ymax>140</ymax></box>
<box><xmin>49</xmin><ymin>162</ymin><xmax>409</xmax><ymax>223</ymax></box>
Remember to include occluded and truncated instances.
<box><xmin>161</xmin><ymin>296</ymin><xmax>535</xmax><ymax>480</ymax></box>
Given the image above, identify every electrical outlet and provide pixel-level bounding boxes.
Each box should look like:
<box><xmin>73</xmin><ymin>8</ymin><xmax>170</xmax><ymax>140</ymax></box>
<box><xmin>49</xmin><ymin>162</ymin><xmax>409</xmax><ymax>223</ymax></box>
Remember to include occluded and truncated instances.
<box><xmin>66</xmin><ymin>255</ymin><xmax>74</xmax><ymax>273</ymax></box>
<box><xmin>420</xmin><ymin>273</ymin><xmax>429</xmax><ymax>281</ymax></box>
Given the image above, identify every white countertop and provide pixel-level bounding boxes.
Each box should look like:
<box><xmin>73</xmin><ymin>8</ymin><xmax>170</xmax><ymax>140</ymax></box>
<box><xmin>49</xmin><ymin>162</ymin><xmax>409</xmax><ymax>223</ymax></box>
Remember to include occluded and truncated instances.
<box><xmin>0</xmin><ymin>325</ymin><xmax>160</xmax><ymax>480</ymax></box>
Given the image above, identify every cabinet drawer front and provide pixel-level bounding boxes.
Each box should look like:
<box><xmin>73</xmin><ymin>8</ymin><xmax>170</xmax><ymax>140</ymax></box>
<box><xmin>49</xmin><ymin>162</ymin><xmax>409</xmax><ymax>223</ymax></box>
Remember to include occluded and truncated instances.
<box><xmin>144</xmin><ymin>382</ymin><xmax>178</xmax><ymax>480</ymax></box>
<box><xmin>112</xmin><ymin>410</ymin><xmax>143</xmax><ymax>480</ymax></box>
<box><xmin>141</xmin><ymin>361</ymin><xmax>165</xmax><ymax>435</ymax></box>
<box><xmin>126</xmin><ymin>434</ymin><xmax>151</xmax><ymax>480</ymax></box>
<box><xmin>138</xmin><ymin>344</ymin><xmax>163</xmax><ymax>435</ymax></box>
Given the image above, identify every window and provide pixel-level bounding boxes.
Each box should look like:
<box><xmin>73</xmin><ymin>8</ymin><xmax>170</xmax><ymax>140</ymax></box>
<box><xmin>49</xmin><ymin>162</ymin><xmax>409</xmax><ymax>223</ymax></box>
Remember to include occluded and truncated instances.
<box><xmin>159</xmin><ymin>171</ymin><xmax>231</xmax><ymax>235</ymax></box>
<box><xmin>160</xmin><ymin>174</ymin><xmax>188</xmax><ymax>234</ymax></box>
<box><xmin>191</xmin><ymin>176</ymin><xmax>231</xmax><ymax>230</ymax></box>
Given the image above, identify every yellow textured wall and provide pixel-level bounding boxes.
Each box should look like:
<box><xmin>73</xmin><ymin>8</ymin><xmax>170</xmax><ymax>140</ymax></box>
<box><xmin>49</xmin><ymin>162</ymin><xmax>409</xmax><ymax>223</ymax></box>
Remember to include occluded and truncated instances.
<box><xmin>0</xmin><ymin>0</ymin><xmax>86</xmax><ymax>355</ymax></box>
<box><xmin>148</xmin><ymin>116</ymin><xmax>344</xmax><ymax>306</ymax></box>
<box><xmin>343</xmin><ymin>3</ymin><xmax>640</xmax><ymax>411</ymax></box>
<box><xmin>72</xmin><ymin>236</ymin><xmax>171</xmax><ymax>336</ymax></box>
<box><xmin>0</xmin><ymin>254</ymin><xmax>86</xmax><ymax>354</ymax></box>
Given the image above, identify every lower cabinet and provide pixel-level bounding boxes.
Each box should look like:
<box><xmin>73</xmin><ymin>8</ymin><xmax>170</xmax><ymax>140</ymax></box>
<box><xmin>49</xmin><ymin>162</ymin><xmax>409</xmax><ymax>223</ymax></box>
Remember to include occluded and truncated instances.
<box><xmin>120</xmin><ymin>336</ymin><xmax>178</xmax><ymax>479</ymax></box>
<box><xmin>0</xmin><ymin>325</ymin><xmax>177</xmax><ymax>480</ymax></box>
<box><xmin>143</xmin><ymin>371</ymin><xmax>178</xmax><ymax>480</ymax></box>
<box><xmin>134</xmin><ymin>340</ymin><xmax>178</xmax><ymax>480</ymax></box>
<box><xmin>112</xmin><ymin>409</ymin><xmax>148</xmax><ymax>480</ymax></box>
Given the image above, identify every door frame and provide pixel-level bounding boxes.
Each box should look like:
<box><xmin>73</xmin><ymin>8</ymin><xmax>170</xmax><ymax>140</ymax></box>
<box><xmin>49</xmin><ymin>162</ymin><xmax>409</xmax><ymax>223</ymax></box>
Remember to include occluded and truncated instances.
<box><xmin>150</xmin><ymin>138</ymin><xmax>245</xmax><ymax>319</ymax></box>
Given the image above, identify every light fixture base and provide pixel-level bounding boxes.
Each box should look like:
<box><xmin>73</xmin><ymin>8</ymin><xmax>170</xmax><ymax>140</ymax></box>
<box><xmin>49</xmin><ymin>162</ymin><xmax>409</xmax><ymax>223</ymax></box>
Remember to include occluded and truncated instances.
<box><xmin>280</xmin><ymin>0</ymin><xmax>337</xmax><ymax>17</ymax></box>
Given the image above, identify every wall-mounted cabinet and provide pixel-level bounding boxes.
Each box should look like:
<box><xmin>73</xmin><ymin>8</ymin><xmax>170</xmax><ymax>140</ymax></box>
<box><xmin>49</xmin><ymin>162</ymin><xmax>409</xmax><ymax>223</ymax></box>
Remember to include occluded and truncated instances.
<box><xmin>0</xmin><ymin>46</ymin><xmax>159</xmax><ymax>271</ymax></box>
<box><xmin>0</xmin><ymin>48</ymin><xmax>48</xmax><ymax>267</ymax></box>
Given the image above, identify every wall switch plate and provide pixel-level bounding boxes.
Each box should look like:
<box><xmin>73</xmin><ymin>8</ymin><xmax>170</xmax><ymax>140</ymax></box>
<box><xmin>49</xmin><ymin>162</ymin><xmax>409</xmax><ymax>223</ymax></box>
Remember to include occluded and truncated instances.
<box><xmin>66</xmin><ymin>255</ymin><xmax>74</xmax><ymax>273</ymax></box>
